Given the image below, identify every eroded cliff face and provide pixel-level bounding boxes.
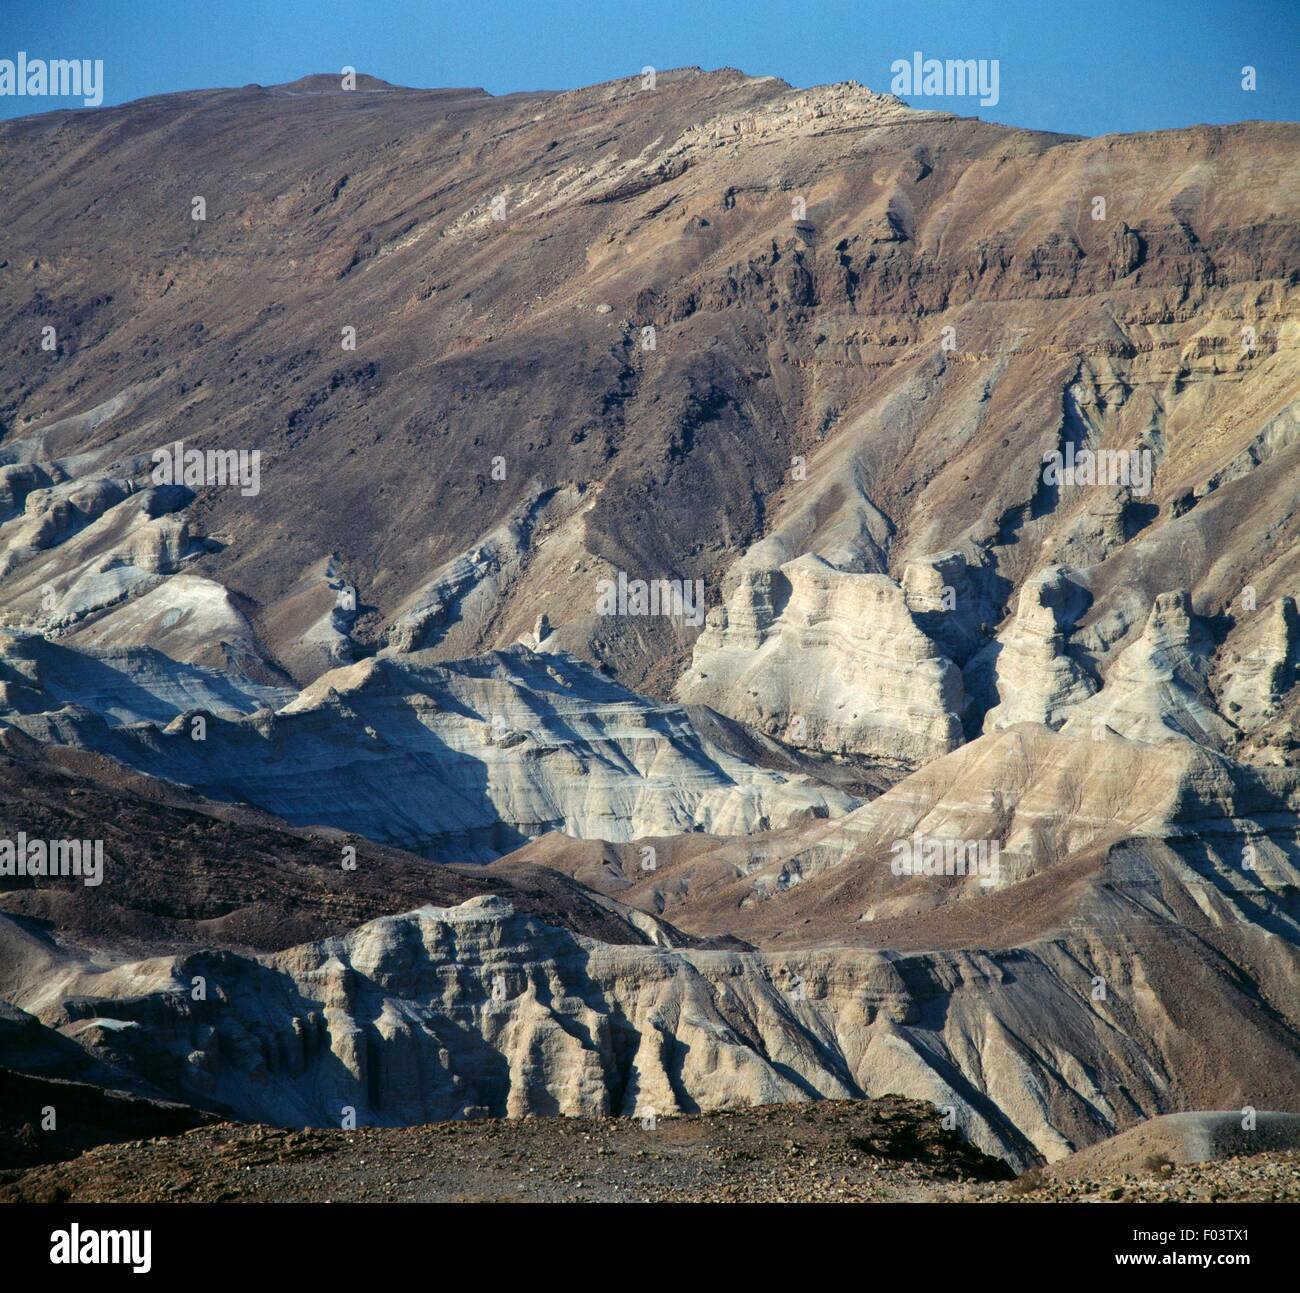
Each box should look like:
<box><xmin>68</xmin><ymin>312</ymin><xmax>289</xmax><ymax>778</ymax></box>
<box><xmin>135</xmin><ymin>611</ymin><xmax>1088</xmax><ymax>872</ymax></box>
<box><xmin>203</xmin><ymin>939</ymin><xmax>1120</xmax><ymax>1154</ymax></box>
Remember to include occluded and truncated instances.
<box><xmin>5</xmin><ymin>718</ymin><xmax>1298</xmax><ymax>1171</ymax></box>
<box><xmin>8</xmin><ymin>861</ymin><xmax>1299</xmax><ymax>1173</ymax></box>
<box><xmin>0</xmin><ymin>637</ymin><xmax>856</xmax><ymax>860</ymax></box>
<box><xmin>676</xmin><ymin>555</ymin><xmax>965</xmax><ymax>767</ymax></box>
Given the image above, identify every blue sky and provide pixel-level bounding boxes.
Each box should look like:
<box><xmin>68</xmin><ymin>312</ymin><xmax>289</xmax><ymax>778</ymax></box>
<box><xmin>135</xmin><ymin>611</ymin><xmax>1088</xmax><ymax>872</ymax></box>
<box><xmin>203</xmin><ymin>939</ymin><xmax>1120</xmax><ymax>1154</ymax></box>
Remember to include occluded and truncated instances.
<box><xmin>2</xmin><ymin>0</ymin><xmax>1297</xmax><ymax>136</ymax></box>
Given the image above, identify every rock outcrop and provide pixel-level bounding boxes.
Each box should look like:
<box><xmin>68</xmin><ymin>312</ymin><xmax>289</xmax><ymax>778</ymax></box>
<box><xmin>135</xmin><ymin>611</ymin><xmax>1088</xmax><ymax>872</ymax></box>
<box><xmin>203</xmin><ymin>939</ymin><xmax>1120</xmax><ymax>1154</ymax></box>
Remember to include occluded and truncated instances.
<box><xmin>2</xmin><ymin>72</ymin><xmax>1295</xmax><ymax>702</ymax></box>
<box><xmin>1061</xmin><ymin>592</ymin><xmax>1236</xmax><ymax>747</ymax></box>
<box><xmin>512</xmin><ymin>724</ymin><xmax>1300</xmax><ymax>948</ymax></box>
<box><xmin>0</xmin><ymin>630</ymin><xmax>290</xmax><ymax>724</ymax></box>
<box><xmin>676</xmin><ymin>555</ymin><xmax>965</xmax><ymax>768</ymax></box>
<box><xmin>1</xmin><ymin>66</ymin><xmax>1299</xmax><ymax>1185</ymax></box>
<box><xmin>8</xmin><ymin>857</ymin><xmax>1300</xmax><ymax>1171</ymax></box>
<box><xmin>1217</xmin><ymin>597</ymin><xmax>1298</xmax><ymax>731</ymax></box>
<box><xmin>1</xmin><ymin>641</ymin><xmax>856</xmax><ymax>861</ymax></box>
<box><xmin>978</xmin><ymin>566</ymin><xmax>1097</xmax><ymax>731</ymax></box>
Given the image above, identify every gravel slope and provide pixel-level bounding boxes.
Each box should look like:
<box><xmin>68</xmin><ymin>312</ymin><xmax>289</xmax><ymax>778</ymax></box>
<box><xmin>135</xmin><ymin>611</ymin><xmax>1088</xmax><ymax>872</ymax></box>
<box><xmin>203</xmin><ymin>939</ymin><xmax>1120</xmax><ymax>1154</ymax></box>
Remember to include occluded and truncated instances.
<box><xmin>5</xmin><ymin>1099</ymin><xmax>1298</xmax><ymax>1205</ymax></box>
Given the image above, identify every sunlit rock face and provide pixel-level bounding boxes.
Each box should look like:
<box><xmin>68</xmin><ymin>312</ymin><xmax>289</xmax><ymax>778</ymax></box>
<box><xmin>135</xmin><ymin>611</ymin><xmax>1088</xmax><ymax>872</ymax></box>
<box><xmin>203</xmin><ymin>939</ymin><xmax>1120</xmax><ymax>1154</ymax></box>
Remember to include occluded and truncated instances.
<box><xmin>977</xmin><ymin>566</ymin><xmax>1098</xmax><ymax>732</ymax></box>
<box><xmin>677</xmin><ymin>555</ymin><xmax>966</xmax><ymax>770</ymax></box>
<box><xmin>1060</xmin><ymin>591</ymin><xmax>1238</xmax><ymax>747</ymax></box>
<box><xmin>0</xmin><ymin>641</ymin><xmax>857</xmax><ymax>861</ymax></box>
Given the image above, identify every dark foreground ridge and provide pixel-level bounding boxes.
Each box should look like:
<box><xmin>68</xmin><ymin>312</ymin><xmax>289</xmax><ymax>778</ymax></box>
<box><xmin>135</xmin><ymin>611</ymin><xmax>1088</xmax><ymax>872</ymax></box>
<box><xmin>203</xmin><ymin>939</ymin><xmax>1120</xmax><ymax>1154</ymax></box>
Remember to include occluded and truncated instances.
<box><xmin>1</xmin><ymin>1098</ymin><xmax>1012</xmax><ymax>1203</ymax></box>
<box><xmin>6</xmin><ymin>1098</ymin><xmax>1300</xmax><ymax>1204</ymax></box>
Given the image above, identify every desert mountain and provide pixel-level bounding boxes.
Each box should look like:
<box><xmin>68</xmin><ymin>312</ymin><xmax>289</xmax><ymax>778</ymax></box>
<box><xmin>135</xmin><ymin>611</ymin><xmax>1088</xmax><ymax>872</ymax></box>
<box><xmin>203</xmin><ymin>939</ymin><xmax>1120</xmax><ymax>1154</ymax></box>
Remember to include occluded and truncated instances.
<box><xmin>1</xmin><ymin>69</ymin><xmax>1295</xmax><ymax>720</ymax></box>
<box><xmin>1</xmin><ymin>68</ymin><xmax>1298</xmax><ymax>1172</ymax></box>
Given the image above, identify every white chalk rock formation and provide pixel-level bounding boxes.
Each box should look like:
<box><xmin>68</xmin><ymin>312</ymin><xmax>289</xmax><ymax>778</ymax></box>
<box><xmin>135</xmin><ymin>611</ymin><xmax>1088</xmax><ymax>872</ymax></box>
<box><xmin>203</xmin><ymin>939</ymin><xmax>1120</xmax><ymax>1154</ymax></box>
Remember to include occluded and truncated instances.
<box><xmin>1061</xmin><ymin>591</ymin><xmax>1236</xmax><ymax>747</ymax></box>
<box><xmin>11</xmin><ymin>814</ymin><xmax>1299</xmax><ymax>1174</ymax></box>
<box><xmin>979</xmin><ymin>566</ymin><xmax>1098</xmax><ymax>731</ymax></box>
<box><xmin>0</xmin><ymin>630</ymin><xmax>291</xmax><ymax>725</ymax></box>
<box><xmin>676</xmin><ymin>554</ymin><xmax>965</xmax><ymax>768</ymax></box>
<box><xmin>1217</xmin><ymin>597</ymin><xmax>1298</xmax><ymax>730</ymax></box>
<box><xmin>0</xmin><ymin>484</ymin><xmax>200</xmax><ymax>632</ymax></box>
<box><xmin>2</xmin><ymin>643</ymin><xmax>857</xmax><ymax>861</ymax></box>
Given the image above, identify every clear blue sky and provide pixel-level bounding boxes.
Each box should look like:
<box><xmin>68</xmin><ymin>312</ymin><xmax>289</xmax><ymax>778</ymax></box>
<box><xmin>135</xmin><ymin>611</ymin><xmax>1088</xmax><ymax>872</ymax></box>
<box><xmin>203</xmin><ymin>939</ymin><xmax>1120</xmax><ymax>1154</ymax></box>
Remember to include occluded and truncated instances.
<box><xmin>2</xmin><ymin>0</ymin><xmax>1297</xmax><ymax>136</ymax></box>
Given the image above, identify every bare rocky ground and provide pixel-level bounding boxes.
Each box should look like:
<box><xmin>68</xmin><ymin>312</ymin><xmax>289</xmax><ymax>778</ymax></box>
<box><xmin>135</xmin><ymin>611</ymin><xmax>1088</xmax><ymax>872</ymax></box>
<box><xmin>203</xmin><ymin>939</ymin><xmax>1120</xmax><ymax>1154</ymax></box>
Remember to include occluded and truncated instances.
<box><xmin>985</xmin><ymin>1155</ymin><xmax>1300</xmax><ymax>1204</ymax></box>
<box><xmin>2</xmin><ymin>1098</ymin><xmax>1296</xmax><ymax>1205</ymax></box>
<box><xmin>0</xmin><ymin>1098</ymin><xmax>1010</xmax><ymax>1203</ymax></box>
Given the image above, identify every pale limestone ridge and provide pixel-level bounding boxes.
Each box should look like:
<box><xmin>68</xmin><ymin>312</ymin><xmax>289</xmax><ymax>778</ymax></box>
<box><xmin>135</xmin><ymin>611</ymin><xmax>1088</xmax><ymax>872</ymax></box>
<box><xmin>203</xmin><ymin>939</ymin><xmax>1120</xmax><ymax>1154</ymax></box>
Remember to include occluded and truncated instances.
<box><xmin>9</xmin><ymin>796</ymin><xmax>1299</xmax><ymax>1175</ymax></box>
<box><xmin>579</xmin><ymin>725</ymin><xmax>1300</xmax><ymax>934</ymax></box>
<box><xmin>6</xmin><ymin>719</ymin><xmax>1300</xmax><ymax>1173</ymax></box>
<box><xmin>677</xmin><ymin>80</ymin><xmax>927</xmax><ymax>148</ymax></box>
<box><xmin>507</xmin><ymin>79</ymin><xmax>931</xmax><ymax>223</ymax></box>
<box><xmin>979</xmin><ymin>565</ymin><xmax>1098</xmax><ymax>731</ymax></box>
<box><xmin>0</xmin><ymin>897</ymin><xmax>1147</xmax><ymax>1168</ymax></box>
<box><xmin>0</xmin><ymin>629</ymin><xmax>291</xmax><ymax>724</ymax></box>
<box><xmin>676</xmin><ymin>553</ymin><xmax>965</xmax><ymax>768</ymax></box>
<box><xmin>0</xmin><ymin>642</ymin><xmax>856</xmax><ymax>861</ymax></box>
<box><xmin>0</xmin><ymin>416</ymin><xmax>280</xmax><ymax>681</ymax></box>
<box><xmin>0</xmin><ymin>481</ymin><xmax>200</xmax><ymax>631</ymax></box>
<box><xmin>1061</xmin><ymin>591</ymin><xmax>1237</xmax><ymax>747</ymax></box>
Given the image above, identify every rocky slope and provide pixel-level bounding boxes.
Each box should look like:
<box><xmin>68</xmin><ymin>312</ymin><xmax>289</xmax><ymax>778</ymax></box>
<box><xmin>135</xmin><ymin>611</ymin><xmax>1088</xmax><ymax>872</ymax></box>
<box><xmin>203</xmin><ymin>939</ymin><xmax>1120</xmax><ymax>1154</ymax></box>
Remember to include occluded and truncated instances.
<box><xmin>500</xmin><ymin>723</ymin><xmax>1300</xmax><ymax>948</ymax></box>
<box><xmin>6</xmin><ymin>1103</ymin><xmax>1298</xmax><ymax>1205</ymax></box>
<box><xmin>676</xmin><ymin>554</ymin><xmax>966</xmax><ymax>767</ymax></box>
<box><xmin>1041</xmin><ymin>1110</ymin><xmax>1300</xmax><ymax>1179</ymax></box>
<box><xmin>1</xmin><ymin>71</ymin><xmax>1295</xmax><ymax>723</ymax></box>
<box><xmin>6</xmin><ymin>861</ymin><xmax>1299</xmax><ymax>1170</ymax></box>
<box><xmin>0</xmin><ymin>1098</ymin><xmax>1013</xmax><ymax>1203</ymax></box>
